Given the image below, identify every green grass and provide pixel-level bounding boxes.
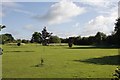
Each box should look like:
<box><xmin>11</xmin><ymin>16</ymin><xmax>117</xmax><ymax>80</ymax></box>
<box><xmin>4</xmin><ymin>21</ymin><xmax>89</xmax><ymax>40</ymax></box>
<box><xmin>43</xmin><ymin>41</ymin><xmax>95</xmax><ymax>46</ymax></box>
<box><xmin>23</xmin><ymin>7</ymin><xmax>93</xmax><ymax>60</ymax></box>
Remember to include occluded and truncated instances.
<box><xmin>2</xmin><ymin>44</ymin><xmax>119</xmax><ymax>78</ymax></box>
<box><xmin>0</xmin><ymin>44</ymin><xmax>2</xmax><ymax>78</ymax></box>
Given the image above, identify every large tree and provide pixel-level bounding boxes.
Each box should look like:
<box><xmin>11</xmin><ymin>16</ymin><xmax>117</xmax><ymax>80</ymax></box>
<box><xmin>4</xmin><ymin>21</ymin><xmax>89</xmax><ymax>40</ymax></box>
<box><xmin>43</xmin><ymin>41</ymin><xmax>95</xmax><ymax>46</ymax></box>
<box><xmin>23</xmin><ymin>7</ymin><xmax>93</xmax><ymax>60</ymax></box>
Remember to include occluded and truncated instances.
<box><xmin>0</xmin><ymin>33</ymin><xmax>14</xmax><ymax>44</ymax></box>
<box><xmin>31</xmin><ymin>32</ymin><xmax>42</xmax><ymax>43</ymax></box>
<box><xmin>114</xmin><ymin>17</ymin><xmax>120</xmax><ymax>45</ymax></box>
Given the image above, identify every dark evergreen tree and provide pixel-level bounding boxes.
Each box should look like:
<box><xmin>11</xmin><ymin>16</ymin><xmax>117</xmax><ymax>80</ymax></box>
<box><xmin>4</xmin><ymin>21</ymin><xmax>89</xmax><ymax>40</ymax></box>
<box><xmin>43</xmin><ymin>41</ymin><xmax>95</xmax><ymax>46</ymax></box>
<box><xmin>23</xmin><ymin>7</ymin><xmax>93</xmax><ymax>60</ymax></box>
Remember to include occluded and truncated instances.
<box><xmin>68</xmin><ymin>37</ymin><xmax>73</xmax><ymax>48</ymax></box>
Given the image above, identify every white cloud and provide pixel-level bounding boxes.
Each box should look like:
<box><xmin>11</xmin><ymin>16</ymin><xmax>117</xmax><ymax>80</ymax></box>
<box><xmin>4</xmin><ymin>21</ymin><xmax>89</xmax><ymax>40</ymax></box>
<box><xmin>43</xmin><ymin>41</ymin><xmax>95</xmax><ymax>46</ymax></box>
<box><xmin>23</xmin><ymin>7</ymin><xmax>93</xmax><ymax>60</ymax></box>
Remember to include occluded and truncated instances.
<box><xmin>119</xmin><ymin>1</ymin><xmax>120</xmax><ymax>17</ymax></box>
<box><xmin>83</xmin><ymin>10</ymin><xmax>117</xmax><ymax>36</ymax></box>
<box><xmin>34</xmin><ymin>0</ymin><xmax>86</xmax><ymax>25</ymax></box>
<box><xmin>80</xmin><ymin>0</ymin><xmax>118</xmax><ymax>16</ymax></box>
<box><xmin>81</xmin><ymin>0</ymin><xmax>118</xmax><ymax>8</ymax></box>
<box><xmin>53</xmin><ymin>32</ymin><xmax>78</xmax><ymax>38</ymax></box>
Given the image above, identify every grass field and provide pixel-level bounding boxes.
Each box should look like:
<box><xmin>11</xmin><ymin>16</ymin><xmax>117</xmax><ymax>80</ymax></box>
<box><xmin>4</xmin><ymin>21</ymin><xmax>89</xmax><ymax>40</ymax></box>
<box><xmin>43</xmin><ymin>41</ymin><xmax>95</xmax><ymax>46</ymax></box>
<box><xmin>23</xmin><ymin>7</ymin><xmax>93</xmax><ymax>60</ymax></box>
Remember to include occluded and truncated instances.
<box><xmin>2</xmin><ymin>44</ymin><xmax>119</xmax><ymax>78</ymax></box>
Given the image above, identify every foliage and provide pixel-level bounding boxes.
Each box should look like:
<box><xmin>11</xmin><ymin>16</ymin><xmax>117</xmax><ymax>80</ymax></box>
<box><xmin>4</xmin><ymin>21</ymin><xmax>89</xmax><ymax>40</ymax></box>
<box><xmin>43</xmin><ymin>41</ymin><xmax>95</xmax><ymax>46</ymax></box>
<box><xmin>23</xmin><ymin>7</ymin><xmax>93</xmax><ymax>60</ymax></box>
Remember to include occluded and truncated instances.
<box><xmin>68</xmin><ymin>37</ymin><xmax>73</xmax><ymax>48</ymax></box>
<box><xmin>94</xmin><ymin>32</ymin><xmax>107</xmax><ymax>45</ymax></box>
<box><xmin>114</xmin><ymin>17</ymin><xmax>120</xmax><ymax>45</ymax></box>
<box><xmin>0</xmin><ymin>33</ymin><xmax>14</xmax><ymax>44</ymax></box>
<box><xmin>61</xmin><ymin>31</ymin><xmax>120</xmax><ymax>47</ymax></box>
<box><xmin>49</xmin><ymin>36</ymin><xmax>61</xmax><ymax>43</ymax></box>
<box><xmin>41</xmin><ymin>27</ymin><xmax>52</xmax><ymax>46</ymax></box>
<box><xmin>73</xmin><ymin>36</ymin><xmax>81</xmax><ymax>45</ymax></box>
<box><xmin>22</xmin><ymin>39</ymin><xmax>29</xmax><ymax>43</ymax></box>
<box><xmin>31</xmin><ymin>32</ymin><xmax>42</xmax><ymax>43</ymax></box>
<box><xmin>61</xmin><ymin>38</ymin><xmax>68</xmax><ymax>43</ymax></box>
<box><xmin>16</xmin><ymin>39</ymin><xmax>22</xmax><ymax>43</ymax></box>
<box><xmin>1</xmin><ymin>17</ymin><xmax>120</xmax><ymax>46</ymax></box>
<box><xmin>30</xmin><ymin>27</ymin><xmax>52</xmax><ymax>45</ymax></box>
<box><xmin>17</xmin><ymin>43</ymin><xmax>21</xmax><ymax>46</ymax></box>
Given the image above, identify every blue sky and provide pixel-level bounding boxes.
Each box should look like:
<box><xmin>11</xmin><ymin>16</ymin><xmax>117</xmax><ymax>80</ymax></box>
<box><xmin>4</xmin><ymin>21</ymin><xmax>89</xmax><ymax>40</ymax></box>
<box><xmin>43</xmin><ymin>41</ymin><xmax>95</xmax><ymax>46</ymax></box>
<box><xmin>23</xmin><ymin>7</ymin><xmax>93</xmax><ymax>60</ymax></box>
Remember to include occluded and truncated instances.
<box><xmin>0</xmin><ymin>0</ymin><xmax>119</xmax><ymax>40</ymax></box>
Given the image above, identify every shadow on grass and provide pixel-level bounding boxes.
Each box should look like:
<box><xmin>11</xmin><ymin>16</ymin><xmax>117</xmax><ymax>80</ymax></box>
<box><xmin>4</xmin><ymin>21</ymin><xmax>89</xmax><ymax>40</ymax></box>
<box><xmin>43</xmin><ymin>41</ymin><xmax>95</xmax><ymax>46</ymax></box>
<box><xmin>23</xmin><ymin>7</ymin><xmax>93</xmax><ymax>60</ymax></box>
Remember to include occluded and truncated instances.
<box><xmin>5</xmin><ymin>51</ymin><xmax>35</xmax><ymax>52</ymax></box>
<box><xmin>31</xmin><ymin>63</ymin><xmax>44</xmax><ymax>67</ymax></box>
<box><xmin>73</xmin><ymin>55</ymin><xmax>120</xmax><ymax>65</ymax></box>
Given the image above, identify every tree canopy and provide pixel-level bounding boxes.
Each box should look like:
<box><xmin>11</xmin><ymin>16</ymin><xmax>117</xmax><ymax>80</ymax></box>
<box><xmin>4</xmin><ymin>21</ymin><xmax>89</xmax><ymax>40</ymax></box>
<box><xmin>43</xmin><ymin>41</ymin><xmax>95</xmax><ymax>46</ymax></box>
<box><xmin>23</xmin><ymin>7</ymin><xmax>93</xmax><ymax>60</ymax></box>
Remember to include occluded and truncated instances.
<box><xmin>31</xmin><ymin>32</ymin><xmax>42</xmax><ymax>43</ymax></box>
<box><xmin>0</xmin><ymin>33</ymin><xmax>14</xmax><ymax>44</ymax></box>
<box><xmin>41</xmin><ymin>27</ymin><xmax>52</xmax><ymax>46</ymax></box>
<box><xmin>114</xmin><ymin>17</ymin><xmax>120</xmax><ymax>45</ymax></box>
<box><xmin>30</xmin><ymin>27</ymin><xmax>52</xmax><ymax>45</ymax></box>
<box><xmin>49</xmin><ymin>36</ymin><xmax>61</xmax><ymax>43</ymax></box>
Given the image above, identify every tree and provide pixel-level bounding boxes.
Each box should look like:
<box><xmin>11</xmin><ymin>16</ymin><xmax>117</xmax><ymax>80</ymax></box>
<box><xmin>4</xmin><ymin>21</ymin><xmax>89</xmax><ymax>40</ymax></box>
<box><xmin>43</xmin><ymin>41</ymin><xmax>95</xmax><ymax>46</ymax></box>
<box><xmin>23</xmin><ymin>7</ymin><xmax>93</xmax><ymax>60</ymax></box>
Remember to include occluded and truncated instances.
<box><xmin>0</xmin><ymin>25</ymin><xmax>6</xmax><ymax>44</ymax></box>
<box><xmin>0</xmin><ymin>33</ymin><xmax>14</xmax><ymax>44</ymax></box>
<box><xmin>68</xmin><ymin>37</ymin><xmax>73</xmax><ymax>48</ymax></box>
<box><xmin>88</xmin><ymin>36</ymin><xmax>96</xmax><ymax>45</ymax></box>
<box><xmin>114</xmin><ymin>17</ymin><xmax>120</xmax><ymax>45</ymax></box>
<box><xmin>16</xmin><ymin>39</ymin><xmax>22</xmax><ymax>43</ymax></box>
<box><xmin>4</xmin><ymin>34</ymin><xmax>14</xmax><ymax>42</ymax></box>
<box><xmin>31</xmin><ymin>32</ymin><xmax>42</xmax><ymax>43</ymax></box>
<box><xmin>22</xmin><ymin>39</ymin><xmax>29</xmax><ymax>43</ymax></box>
<box><xmin>41</xmin><ymin>27</ymin><xmax>52</xmax><ymax>46</ymax></box>
<box><xmin>61</xmin><ymin>38</ymin><xmax>69</xmax><ymax>43</ymax></box>
<box><xmin>95</xmin><ymin>32</ymin><xmax>106</xmax><ymax>45</ymax></box>
<box><xmin>73</xmin><ymin>36</ymin><xmax>81</xmax><ymax>45</ymax></box>
<box><xmin>49</xmin><ymin>36</ymin><xmax>61</xmax><ymax>43</ymax></box>
<box><xmin>0</xmin><ymin>35</ymin><xmax>8</xmax><ymax>44</ymax></box>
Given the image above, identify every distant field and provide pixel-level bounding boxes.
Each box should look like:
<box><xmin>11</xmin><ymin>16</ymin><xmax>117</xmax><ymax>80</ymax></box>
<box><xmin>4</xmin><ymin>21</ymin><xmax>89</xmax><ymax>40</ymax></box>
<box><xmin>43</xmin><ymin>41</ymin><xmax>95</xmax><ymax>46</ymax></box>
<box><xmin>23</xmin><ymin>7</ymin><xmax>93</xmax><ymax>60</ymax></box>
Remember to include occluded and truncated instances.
<box><xmin>2</xmin><ymin>44</ymin><xmax>119</xmax><ymax>78</ymax></box>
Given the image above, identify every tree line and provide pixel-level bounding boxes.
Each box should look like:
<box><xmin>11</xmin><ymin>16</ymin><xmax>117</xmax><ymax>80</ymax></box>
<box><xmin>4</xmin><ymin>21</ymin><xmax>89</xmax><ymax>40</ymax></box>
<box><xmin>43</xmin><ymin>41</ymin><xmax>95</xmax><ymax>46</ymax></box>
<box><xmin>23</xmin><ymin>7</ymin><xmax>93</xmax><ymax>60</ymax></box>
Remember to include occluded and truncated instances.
<box><xmin>68</xmin><ymin>17</ymin><xmax>120</xmax><ymax>47</ymax></box>
<box><xmin>0</xmin><ymin>17</ymin><xmax>120</xmax><ymax>47</ymax></box>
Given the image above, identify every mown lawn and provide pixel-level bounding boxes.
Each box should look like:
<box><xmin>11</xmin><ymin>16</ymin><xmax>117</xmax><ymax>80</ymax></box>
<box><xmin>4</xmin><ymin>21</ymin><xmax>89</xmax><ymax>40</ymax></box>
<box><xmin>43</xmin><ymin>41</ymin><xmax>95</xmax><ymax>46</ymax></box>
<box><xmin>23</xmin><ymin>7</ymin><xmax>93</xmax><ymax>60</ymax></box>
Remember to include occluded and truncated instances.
<box><xmin>0</xmin><ymin>54</ymin><xmax>1</xmax><ymax>78</ymax></box>
<box><xmin>2</xmin><ymin>44</ymin><xmax>119</xmax><ymax>78</ymax></box>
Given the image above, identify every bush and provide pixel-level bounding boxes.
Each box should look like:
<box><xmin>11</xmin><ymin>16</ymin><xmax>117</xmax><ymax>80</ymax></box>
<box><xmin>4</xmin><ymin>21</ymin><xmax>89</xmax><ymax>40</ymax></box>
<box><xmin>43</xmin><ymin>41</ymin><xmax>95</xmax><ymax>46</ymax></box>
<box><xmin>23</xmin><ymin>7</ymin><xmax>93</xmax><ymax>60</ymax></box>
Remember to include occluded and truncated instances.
<box><xmin>17</xmin><ymin>43</ymin><xmax>21</xmax><ymax>46</ymax></box>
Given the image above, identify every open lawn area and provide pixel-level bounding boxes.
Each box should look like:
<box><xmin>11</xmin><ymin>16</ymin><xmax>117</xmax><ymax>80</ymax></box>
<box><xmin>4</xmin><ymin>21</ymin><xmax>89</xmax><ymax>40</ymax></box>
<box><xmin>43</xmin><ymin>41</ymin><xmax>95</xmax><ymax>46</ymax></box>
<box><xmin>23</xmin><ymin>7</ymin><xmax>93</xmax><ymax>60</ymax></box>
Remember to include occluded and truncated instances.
<box><xmin>2</xmin><ymin>44</ymin><xmax>119</xmax><ymax>78</ymax></box>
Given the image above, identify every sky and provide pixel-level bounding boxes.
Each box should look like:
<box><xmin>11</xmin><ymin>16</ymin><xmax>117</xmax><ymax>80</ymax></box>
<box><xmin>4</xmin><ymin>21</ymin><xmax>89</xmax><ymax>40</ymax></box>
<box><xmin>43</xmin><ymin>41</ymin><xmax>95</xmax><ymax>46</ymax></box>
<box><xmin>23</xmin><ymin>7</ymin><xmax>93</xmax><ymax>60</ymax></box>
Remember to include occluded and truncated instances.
<box><xmin>0</xmin><ymin>0</ymin><xmax>119</xmax><ymax>40</ymax></box>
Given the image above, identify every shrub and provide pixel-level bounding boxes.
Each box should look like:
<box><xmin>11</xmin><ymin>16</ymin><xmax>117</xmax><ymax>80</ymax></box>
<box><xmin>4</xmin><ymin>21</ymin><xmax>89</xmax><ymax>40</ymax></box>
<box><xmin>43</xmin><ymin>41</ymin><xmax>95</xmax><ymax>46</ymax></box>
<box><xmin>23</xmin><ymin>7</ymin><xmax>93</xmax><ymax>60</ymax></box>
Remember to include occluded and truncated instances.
<box><xmin>17</xmin><ymin>43</ymin><xmax>21</xmax><ymax>46</ymax></box>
